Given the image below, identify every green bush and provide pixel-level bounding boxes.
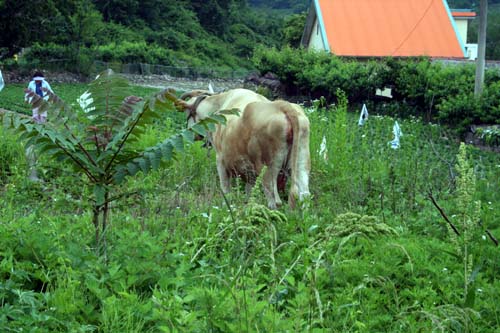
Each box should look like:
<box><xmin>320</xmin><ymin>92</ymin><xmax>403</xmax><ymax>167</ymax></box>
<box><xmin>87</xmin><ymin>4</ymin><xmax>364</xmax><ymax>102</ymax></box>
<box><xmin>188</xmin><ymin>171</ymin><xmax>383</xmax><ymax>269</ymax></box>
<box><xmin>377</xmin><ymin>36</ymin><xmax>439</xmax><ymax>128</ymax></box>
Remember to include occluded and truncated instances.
<box><xmin>437</xmin><ymin>92</ymin><xmax>479</xmax><ymax>130</ymax></box>
<box><xmin>24</xmin><ymin>43</ymin><xmax>71</xmax><ymax>62</ymax></box>
<box><xmin>252</xmin><ymin>47</ymin><xmax>500</xmax><ymax>129</ymax></box>
<box><xmin>95</xmin><ymin>41</ymin><xmax>170</xmax><ymax>64</ymax></box>
<box><xmin>21</xmin><ymin>43</ymin><xmax>94</xmax><ymax>74</ymax></box>
<box><xmin>479</xmin><ymin>80</ymin><xmax>500</xmax><ymax>124</ymax></box>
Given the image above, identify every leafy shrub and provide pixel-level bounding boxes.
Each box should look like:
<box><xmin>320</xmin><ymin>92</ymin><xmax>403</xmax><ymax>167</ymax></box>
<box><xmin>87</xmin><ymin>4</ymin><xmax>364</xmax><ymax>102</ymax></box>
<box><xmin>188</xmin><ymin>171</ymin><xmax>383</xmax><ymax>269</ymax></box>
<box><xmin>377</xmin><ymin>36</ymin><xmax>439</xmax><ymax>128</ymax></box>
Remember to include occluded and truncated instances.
<box><xmin>95</xmin><ymin>41</ymin><xmax>170</xmax><ymax>64</ymax></box>
<box><xmin>228</xmin><ymin>24</ymin><xmax>257</xmax><ymax>58</ymax></box>
<box><xmin>435</xmin><ymin>70</ymin><xmax>500</xmax><ymax>132</ymax></box>
<box><xmin>437</xmin><ymin>92</ymin><xmax>479</xmax><ymax>131</ymax></box>
<box><xmin>23</xmin><ymin>43</ymin><xmax>71</xmax><ymax>62</ymax></box>
<box><xmin>21</xmin><ymin>43</ymin><xmax>94</xmax><ymax>74</ymax></box>
<box><xmin>479</xmin><ymin>80</ymin><xmax>500</xmax><ymax>124</ymax></box>
<box><xmin>475</xmin><ymin>127</ymin><xmax>500</xmax><ymax>146</ymax></box>
<box><xmin>253</xmin><ymin>48</ymin><xmax>500</xmax><ymax>130</ymax></box>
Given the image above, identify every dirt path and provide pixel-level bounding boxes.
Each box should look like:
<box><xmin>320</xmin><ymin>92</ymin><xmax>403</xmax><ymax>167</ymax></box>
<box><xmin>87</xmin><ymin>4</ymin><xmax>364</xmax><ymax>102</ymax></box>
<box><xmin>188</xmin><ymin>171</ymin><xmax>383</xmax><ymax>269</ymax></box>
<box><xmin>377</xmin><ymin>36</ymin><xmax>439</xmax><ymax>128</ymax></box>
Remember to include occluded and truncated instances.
<box><xmin>3</xmin><ymin>70</ymin><xmax>252</xmax><ymax>93</ymax></box>
<box><xmin>122</xmin><ymin>74</ymin><xmax>252</xmax><ymax>92</ymax></box>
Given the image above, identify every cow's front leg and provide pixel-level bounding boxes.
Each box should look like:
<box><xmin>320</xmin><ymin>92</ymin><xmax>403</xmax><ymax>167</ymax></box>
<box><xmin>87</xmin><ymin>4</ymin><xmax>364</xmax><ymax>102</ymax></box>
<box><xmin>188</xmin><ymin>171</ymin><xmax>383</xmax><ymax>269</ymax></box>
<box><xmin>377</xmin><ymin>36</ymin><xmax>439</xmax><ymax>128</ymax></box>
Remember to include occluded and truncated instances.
<box><xmin>216</xmin><ymin>158</ymin><xmax>231</xmax><ymax>194</ymax></box>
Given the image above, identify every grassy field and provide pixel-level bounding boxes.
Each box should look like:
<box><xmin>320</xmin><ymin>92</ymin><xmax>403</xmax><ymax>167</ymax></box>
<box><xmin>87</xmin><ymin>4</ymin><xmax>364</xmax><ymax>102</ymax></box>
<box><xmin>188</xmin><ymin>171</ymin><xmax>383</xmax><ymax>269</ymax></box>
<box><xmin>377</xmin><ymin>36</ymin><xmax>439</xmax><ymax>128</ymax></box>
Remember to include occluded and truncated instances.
<box><xmin>0</xmin><ymin>81</ymin><xmax>499</xmax><ymax>332</ymax></box>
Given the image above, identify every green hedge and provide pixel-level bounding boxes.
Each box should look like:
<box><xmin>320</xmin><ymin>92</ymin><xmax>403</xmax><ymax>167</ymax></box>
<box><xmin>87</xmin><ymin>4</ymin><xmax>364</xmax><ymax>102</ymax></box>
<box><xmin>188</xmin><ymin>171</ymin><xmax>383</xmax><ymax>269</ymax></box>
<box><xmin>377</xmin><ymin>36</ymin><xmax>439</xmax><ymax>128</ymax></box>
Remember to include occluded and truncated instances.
<box><xmin>252</xmin><ymin>47</ymin><xmax>500</xmax><ymax>129</ymax></box>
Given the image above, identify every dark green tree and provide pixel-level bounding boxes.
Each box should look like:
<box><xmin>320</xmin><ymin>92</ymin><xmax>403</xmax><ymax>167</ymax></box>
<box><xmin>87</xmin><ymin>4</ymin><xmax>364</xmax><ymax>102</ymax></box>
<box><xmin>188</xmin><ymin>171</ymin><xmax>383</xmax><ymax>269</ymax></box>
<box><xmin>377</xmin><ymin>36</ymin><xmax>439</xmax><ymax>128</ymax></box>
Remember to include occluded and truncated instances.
<box><xmin>282</xmin><ymin>12</ymin><xmax>307</xmax><ymax>47</ymax></box>
<box><xmin>92</xmin><ymin>0</ymin><xmax>139</xmax><ymax>25</ymax></box>
<box><xmin>190</xmin><ymin>0</ymin><xmax>231</xmax><ymax>35</ymax></box>
<box><xmin>0</xmin><ymin>0</ymin><xmax>62</xmax><ymax>55</ymax></box>
<box><xmin>467</xmin><ymin>4</ymin><xmax>500</xmax><ymax>60</ymax></box>
<box><xmin>68</xmin><ymin>0</ymin><xmax>103</xmax><ymax>72</ymax></box>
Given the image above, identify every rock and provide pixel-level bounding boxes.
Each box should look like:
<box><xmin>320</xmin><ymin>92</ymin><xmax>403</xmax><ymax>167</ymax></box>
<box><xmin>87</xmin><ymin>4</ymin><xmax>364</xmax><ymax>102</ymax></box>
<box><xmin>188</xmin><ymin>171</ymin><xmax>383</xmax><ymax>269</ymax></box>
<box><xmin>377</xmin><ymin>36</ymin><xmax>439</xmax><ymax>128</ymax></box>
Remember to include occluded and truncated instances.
<box><xmin>245</xmin><ymin>72</ymin><xmax>282</xmax><ymax>92</ymax></box>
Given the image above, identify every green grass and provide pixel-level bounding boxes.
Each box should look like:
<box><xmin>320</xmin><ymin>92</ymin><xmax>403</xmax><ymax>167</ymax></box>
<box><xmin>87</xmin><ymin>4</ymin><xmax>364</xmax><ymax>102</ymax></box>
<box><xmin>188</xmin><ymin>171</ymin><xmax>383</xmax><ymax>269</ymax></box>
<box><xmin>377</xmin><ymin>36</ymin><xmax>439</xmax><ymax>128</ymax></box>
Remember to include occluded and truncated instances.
<box><xmin>0</xmin><ymin>82</ymin><xmax>499</xmax><ymax>332</ymax></box>
<box><xmin>0</xmin><ymin>83</ymin><xmax>160</xmax><ymax>114</ymax></box>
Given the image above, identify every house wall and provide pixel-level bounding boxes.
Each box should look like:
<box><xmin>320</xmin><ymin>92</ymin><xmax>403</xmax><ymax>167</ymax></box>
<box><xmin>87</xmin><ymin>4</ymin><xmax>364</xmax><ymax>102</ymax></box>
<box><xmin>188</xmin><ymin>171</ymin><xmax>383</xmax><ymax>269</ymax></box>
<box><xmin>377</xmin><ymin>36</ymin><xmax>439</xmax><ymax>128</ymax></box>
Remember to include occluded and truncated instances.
<box><xmin>454</xmin><ymin>19</ymin><xmax>469</xmax><ymax>43</ymax></box>
<box><xmin>308</xmin><ymin>18</ymin><xmax>326</xmax><ymax>51</ymax></box>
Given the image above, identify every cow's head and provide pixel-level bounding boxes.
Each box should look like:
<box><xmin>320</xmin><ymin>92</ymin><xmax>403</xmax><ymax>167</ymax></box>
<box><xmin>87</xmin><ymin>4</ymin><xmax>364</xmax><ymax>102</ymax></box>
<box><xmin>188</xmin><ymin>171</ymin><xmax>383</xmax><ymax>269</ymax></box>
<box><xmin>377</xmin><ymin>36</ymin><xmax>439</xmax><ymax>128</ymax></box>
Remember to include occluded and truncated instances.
<box><xmin>166</xmin><ymin>89</ymin><xmax>217</xmax><ymax>144</ymax></box>
<box><xmin>177</xmin><ymin>90</ymin><xmax>214</xmax><ymax>128</ymax></box>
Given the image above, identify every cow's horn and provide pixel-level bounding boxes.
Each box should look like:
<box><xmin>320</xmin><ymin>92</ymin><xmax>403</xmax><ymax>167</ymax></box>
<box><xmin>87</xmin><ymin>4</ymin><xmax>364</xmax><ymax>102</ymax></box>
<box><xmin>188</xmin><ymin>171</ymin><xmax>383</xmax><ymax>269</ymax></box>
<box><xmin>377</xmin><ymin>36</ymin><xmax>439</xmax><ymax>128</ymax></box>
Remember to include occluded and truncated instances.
<box><xmin>160</xmin><ymin>88</ymin><xmax>188</xmax><ymax>112</ymax></box>
<box><xmin>180</xmin><ymin>90</ymin><xmax>212</xmax><ymax>101</ymax></box>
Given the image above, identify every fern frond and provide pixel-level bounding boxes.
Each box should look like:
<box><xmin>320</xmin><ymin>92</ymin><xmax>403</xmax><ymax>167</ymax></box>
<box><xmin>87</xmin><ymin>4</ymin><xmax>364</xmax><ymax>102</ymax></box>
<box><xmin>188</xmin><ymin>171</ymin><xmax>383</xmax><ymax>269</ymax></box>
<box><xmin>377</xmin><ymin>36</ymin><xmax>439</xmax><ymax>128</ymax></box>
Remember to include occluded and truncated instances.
<box><xmin>2</xmin><ymin>110</ymin><xmax>99</xmax><ymax>180</ymax></box>
<box><xmin>24</xmin><ymin>88</ymin><xmax>78</xmax><ymax>130</ymax></box>
<box><xmin>86</xmin><ymin>70</ymin><xmax>133</xmax><ymax>129</ymax></box>
<box><xmin>111</xmin><ymin>113</ymin><xmax>225</xmax><ymax>183</ymax></box>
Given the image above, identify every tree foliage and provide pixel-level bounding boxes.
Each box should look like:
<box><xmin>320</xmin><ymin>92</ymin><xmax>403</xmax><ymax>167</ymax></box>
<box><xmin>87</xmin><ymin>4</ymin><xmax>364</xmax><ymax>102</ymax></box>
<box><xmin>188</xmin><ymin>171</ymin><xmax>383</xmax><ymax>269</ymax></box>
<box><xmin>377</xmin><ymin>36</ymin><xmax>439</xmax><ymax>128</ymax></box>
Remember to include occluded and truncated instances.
<box><xmin>0</xmin><ymin>0</ymin><xmax>307</xmax><ymax>71</ymax></box>
<box><xmin>282</xmin><ymin>12</ymin><xmax>308</xmax><ymax>47</ymax></box>
<box><xmin>467</xmin><ymin>2</ymin><xmax>500</xmax><ymax>60</ymax></box>
<box><xmin>5</xmin><ymin>0</ymin><xmax>500</xmax><ymax>74</ymax></box>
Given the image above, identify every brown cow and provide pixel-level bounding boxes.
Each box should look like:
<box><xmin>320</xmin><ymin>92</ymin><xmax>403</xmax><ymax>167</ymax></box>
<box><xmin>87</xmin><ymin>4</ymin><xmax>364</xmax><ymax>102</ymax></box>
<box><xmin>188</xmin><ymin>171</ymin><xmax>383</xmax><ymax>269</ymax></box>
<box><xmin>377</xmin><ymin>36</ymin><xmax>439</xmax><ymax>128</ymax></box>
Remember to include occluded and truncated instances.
<box><xmin>177</xmin><ymin>88</ymin><xmax>310</xmax><ymax>209</ymax></box>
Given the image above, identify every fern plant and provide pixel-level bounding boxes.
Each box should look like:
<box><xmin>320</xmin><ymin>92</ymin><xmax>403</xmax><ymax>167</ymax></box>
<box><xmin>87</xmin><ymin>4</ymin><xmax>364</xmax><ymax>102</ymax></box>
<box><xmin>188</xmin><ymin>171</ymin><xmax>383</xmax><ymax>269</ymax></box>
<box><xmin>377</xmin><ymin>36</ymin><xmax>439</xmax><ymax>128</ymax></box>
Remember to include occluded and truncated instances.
<box><xmin>1</xmin><ymin>70</ymin><xmax>225</xmax><ymax>253</ymax></box>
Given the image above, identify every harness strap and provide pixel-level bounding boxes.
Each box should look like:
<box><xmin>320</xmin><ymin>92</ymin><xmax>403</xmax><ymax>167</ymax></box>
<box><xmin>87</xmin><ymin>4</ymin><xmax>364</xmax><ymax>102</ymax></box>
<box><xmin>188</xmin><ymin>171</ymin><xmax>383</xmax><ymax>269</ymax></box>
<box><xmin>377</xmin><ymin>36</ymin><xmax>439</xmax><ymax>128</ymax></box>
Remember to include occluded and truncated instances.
<box><xmin>189</xmin><ymin>95</ymin><xmax>209</xmax><ymax>120</ymax></box>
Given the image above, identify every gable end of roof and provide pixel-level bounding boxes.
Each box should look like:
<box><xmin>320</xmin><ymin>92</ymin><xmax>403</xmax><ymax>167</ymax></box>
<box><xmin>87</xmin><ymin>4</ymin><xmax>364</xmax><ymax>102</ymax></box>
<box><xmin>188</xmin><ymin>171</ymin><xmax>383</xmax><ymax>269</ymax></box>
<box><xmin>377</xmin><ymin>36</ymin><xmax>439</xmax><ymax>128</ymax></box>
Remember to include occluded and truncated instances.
<box><xmin>442</xmin><ymin>0</ymin><xmax>467</xmax><ymax>57</ymax></box>
<box><xmin>300</xmin><ymin>2</ymin><xmax>317</xmax><ymax>47</ymax></box>
<box><xmin>301</xmin><ymin>0</ymin><xmax>330</xmax><ymax>52</ymax></box>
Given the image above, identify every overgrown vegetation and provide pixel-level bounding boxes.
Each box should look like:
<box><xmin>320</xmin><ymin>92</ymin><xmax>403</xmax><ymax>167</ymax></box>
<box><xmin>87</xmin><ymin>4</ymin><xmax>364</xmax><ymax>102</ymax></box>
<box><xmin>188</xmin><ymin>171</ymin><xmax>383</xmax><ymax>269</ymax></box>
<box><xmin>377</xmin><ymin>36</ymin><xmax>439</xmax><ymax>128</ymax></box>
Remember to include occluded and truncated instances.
<box><xmin>1</xmin><ymin>82</ymin><xmax>499</xmax><ymax>331</ymax></box>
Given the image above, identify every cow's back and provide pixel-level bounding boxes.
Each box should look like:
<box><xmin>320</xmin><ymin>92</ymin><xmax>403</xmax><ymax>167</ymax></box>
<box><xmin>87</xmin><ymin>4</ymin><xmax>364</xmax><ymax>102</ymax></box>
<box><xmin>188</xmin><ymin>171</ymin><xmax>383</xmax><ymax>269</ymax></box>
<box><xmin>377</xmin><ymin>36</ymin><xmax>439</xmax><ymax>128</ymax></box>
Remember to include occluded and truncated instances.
<box><xmin>214</xmin><ymin>101</ymin><xmax>292</xmax><ymax>178</ymax></box>
<box><xmin>219</xmin><ymin>89</ymin><xmax>269</xmax><ymax>114</ymax></box>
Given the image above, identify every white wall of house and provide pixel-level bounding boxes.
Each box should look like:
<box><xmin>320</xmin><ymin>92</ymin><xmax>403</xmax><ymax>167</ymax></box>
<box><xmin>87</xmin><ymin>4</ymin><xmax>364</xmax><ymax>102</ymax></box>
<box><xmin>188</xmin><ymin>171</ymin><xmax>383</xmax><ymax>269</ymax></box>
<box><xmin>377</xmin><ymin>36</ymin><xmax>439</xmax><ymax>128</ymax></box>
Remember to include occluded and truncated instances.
<box><xmin>308</xmin><ymin>18</ymin><xmax>326</xmax><ymax>51</ymax></box>
<box><xmin>454</xmin><ymin>18</ymin><xmax>469</xmax><ymax>43</ymax></box>
<box><xmin>454</xmin><ymin>17</ymin><xmax>478</xmax><ymax>60</ymax></box>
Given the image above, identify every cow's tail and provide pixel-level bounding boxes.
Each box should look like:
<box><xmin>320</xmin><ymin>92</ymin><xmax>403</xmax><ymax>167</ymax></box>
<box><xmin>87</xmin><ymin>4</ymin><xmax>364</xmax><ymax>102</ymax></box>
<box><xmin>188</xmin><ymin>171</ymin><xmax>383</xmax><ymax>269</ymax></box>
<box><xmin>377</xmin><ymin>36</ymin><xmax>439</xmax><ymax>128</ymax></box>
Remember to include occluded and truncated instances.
<box><xmin>282</xmin><ymin>103</ymin><xmax>310</xmax><ymax>209</ymax></box>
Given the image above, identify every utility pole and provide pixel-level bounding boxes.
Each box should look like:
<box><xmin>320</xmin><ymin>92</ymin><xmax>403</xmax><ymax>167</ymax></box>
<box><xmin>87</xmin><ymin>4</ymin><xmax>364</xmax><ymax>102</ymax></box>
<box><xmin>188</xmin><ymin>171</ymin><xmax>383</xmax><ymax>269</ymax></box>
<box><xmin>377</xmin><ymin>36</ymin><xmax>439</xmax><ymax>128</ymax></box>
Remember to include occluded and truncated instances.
<box><xmin>474</xmin><ymin>0</ymin><xmax>488</xmax><ymax>96</ymax></box>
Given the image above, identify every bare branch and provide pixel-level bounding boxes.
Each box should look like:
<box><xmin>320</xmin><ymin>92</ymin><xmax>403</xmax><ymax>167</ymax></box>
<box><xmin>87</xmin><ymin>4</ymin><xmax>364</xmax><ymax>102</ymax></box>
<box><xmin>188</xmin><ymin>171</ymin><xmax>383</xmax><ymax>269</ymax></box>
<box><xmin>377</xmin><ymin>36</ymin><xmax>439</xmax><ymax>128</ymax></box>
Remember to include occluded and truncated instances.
<box><xmin>427</xmin><ymin>190</ymin><xmax>460</xmax><ymax>236</ymax></box>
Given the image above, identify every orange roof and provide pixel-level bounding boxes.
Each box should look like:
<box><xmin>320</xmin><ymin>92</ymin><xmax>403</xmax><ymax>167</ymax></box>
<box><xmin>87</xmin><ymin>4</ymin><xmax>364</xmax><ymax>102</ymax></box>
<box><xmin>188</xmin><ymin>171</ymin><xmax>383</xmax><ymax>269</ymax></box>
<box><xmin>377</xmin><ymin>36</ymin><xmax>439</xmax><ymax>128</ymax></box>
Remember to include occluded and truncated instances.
<box><xmin>316</xmin><ymin>0</ymin><xmax>465</xmax><ymax>58</ymax></box>
<box><xmin>452</xmin><ymin>11</ymin><xmax>476</xmax><ymax>18</ymax></box>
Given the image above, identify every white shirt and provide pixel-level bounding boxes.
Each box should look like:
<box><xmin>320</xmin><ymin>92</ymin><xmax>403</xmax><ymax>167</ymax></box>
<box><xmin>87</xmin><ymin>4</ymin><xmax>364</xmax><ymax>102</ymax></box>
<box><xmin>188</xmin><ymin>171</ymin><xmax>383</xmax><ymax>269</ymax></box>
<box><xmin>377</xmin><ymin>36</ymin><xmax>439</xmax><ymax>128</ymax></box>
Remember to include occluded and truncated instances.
<box><xmin>25</xmin><ymin>79</ymin><xmax>54</xmax><ymax>102</ymax></box>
